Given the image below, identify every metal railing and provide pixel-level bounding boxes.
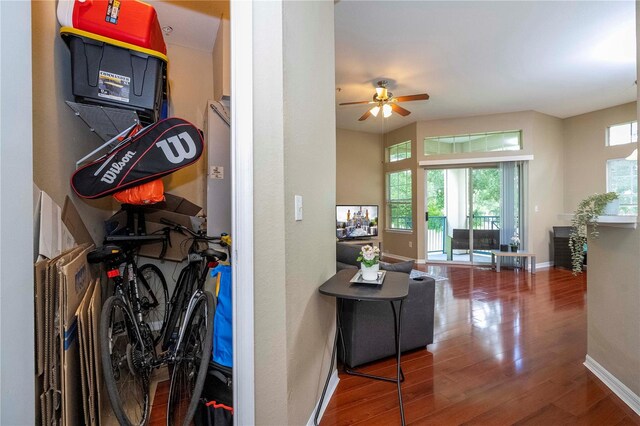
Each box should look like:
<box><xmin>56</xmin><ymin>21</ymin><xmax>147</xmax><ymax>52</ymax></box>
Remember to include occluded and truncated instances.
<box><xmin>427</xmin><ymin>215</ymin><xmax>501</xmax><ymax>254</ymax></box>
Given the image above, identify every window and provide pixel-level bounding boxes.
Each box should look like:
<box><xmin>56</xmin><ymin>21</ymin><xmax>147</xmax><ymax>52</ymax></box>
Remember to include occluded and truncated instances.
<box><xmin>607</xmin><ymin>158</ymin><xmax>638</xmax><ymax>215</ymax></box>
<box><xmin>387</xmin><ymin>141</ymin><xmax>411</xmax><ymax>162</ymax></box>
<box><xmin>387</xmin><ymin>170</ymin><xmax>412</xmax><ymax>230</ymax></box>
<box><xmin>424</xmin><ymin>130</ymin><xmax>521</xmax><ymax>156</ymax></box>
<box><xmin>607</xmin><ymin>121</ymin><xmax>637</xmax><ymax>146</ymax></box>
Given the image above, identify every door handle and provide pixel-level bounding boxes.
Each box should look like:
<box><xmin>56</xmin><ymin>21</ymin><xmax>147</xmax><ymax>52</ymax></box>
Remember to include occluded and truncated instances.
<box><xmin>425</xmin><ymin>212</ymin><xmax>429</xmax><ymax>221</ymax></box>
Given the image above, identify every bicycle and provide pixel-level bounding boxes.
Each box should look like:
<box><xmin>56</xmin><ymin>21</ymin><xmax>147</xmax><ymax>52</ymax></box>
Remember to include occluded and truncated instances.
<box><xmin>159</xmin><ymin>218</ymin><xmax>228</xmax><ymax>352</ymax></box>
<box><xmin>155</xmin><ymin>218</ymin><xmax>229</xmax><ymax>425</ymax></box>
<box><xmin>90</xmin><ymin>234</ymin><xmax>217</xmax><ymax>426</ymax></box>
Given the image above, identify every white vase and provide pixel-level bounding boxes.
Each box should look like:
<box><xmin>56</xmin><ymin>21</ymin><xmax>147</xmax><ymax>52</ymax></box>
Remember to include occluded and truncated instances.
<box><xmin>361</xmin><ymin>262</ymin><xmax>379</xmax><ymax>281</ymax></box>
<box><xmin>603</xmin><ymin>199</ymin><xmax>620</xmax><ymax>216</ymax></box>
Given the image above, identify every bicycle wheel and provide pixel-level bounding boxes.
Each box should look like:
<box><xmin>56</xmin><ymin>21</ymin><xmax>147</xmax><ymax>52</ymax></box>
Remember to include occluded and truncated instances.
<box><xmin>101</xmin><ymin>295</ymin><xmax>151</xmax><ymax>426</ymax></box>
<box><xmin>167</xmin><ymin>291</ymin><xmax>214</xmax><ymax>426</ymax></box>
<box><xmin>137</xmin><ymin>263</ymin><xmax>168</xmax><ymax>345</ymax></box>
<box><xmin>162</xmin><ymin>263</ymin><xmax>198</xmax><ymax>351</ymax></box>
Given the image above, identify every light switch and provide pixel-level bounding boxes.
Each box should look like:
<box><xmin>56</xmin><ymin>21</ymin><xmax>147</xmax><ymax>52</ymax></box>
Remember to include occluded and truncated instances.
<box><xmin>294</xmin><ymin>195</ymin><xmax>303</xmax><ymax>221</ymax></box>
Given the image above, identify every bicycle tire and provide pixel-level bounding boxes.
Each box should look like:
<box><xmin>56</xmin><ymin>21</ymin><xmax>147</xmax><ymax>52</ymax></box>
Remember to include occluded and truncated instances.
<box><xmin>166</xmin><ymin>291</ymin><xmax>214</xmax><ymax>426</ymax></box>
<box><xmin>162</xmin><ymin>263</ymin><xmax>198</xmax><ymax>351</ymax></box>
<box><xmin>101</xmin><ymin>295</ymin><xmax>151</xmax><ymax>426</ymax></box>
<box><xmin>137</xmin><ymin>263</ymin><xmax>169</xmax><ymax>345</ymax></box>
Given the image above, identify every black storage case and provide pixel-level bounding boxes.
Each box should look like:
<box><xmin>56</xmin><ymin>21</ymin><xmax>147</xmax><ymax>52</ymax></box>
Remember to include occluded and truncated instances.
<box><xmin>62</xmin><ymin>29</ymin><xmax>167</xmax><ymax>125</ymax></box>
<box><xmin>553</xmin><ymin>226</ymin><xmax>573</xmax><ymax>269</ymax></box>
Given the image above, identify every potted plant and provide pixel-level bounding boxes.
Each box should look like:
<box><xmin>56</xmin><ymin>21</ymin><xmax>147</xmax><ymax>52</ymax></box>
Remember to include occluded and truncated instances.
<box><xmin>510</xmin><ymin>233</ymin><xmax>520</xmax><ymax>252</ymax></box>
<box><xmin>357</xmin><ymin>244</ymin><xmax>381</xmax><ymax>280</ymax></box>
<box><xmin>569</xmin><ymin>192</ymin><xmax>619</xmax><ymax>274</ymax></box>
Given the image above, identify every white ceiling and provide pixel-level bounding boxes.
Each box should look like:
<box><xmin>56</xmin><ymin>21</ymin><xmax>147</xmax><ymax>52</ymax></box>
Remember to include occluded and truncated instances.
<box><xmin>148</xmin><ymin>1</ymin><xmax>227</xmax><ymax>52</ymax></box>
<box><xmin>335</xmin><ymin>1</ymin><xmax>637</xmax><ymax>134</ymax></box>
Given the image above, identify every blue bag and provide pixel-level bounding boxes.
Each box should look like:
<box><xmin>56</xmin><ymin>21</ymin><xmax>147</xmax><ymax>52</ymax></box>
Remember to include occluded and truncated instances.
<box><xmin>210</xmin><ymin>264</ymin><xmax>233</xmax><ymax>367</ymax></box>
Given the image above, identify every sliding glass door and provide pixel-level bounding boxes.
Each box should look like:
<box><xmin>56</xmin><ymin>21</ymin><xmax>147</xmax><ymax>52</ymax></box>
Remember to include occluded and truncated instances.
<box><xmin>425</xmin><ymin>163</ymin><xmax>522</xmax><ymax>264</ymax></box>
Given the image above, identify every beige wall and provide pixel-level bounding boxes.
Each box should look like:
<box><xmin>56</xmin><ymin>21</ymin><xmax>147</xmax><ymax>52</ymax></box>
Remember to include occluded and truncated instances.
<box><xmin>253</xmin><ymin>1</ymin><xmax>336</xmax><ymax>424</ymax></box>
<box><xmin>382</xmin><ymin>123</ymin><xmax>419</xmax><ymax>258</ymax></box>
<box><xmin>527</xmin><ymin>112</ymin><xmax>565</xmax><ymax>264</ymax></box>
<box><xmin>336</xmin><ymin>128</ymin><xmax>384</xmax><ymax>238</ymax></box>
<box><xmin>562</xmin><ymin>102</ymin><xmax>636</xmax><ymax>212</ymax></box>
<box><xmin>163</xmin><ymin>43</ymin><xmax>214</xmax><ymax>208</ymax></box>
<box><xmin>583</xmin><ymin>9</ymin><xmax>640</xmax><ymax>404</ymax></box>
<box><xmin>32</xmin><ymin>0</ymin><xmax>114</xmax><ymax>243</ymax></box>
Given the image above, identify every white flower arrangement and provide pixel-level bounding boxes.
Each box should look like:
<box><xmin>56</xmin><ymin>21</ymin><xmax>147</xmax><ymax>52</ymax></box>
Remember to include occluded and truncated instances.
<box><xmin>510</xmin><ymin>234</ymin><xmax>520</xmax><ymax>246</ymax></box>
<box><xmin>356</xmin><ymin>244</ymin><xmax>380</xmax><ymax>267</ymax></box>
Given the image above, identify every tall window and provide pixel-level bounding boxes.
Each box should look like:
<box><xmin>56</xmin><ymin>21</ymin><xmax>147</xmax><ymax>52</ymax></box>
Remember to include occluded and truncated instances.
<box><xmin>607</xmin><ymin>158</ymin><xmax>638</xmax><ymax>215</ymax></box>
<box><xmin>387</xmin><ymin>141</ymin><xmax>411</xmax><ymax>162</ymax></box>
<box><xmin>607</xmin><ymin>121</ymin><xmax>637</xmax><ymax>146</ymax></box>
<box><xmin>387</xmin><ymin>170</ymin><xmax>412</xmax><ymax>230</ymax></box>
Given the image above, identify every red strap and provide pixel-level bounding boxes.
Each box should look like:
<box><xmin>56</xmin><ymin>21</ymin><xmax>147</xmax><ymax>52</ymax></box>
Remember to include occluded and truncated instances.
<box><xmin>205</xmin><ymin>400</ymin><xmax>234</xmax><ymax>414</ymax></box>
<box><xmin>107</xmin><ymin>269</ymin><xmax>120</xmax><ymax>278</ymax></box>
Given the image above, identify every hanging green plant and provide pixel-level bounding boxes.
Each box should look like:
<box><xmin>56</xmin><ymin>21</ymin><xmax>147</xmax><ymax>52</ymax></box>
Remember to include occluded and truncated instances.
<box><xmin>569</xmin><ymin>192</ymin><xmax>619</xmax><ymax>274</ymax></box>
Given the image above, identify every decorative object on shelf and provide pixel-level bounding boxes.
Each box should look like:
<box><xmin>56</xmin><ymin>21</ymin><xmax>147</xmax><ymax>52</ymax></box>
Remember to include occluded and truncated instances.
<box><xmin>357</xmin><ymin>244</ymin><xmax>381</xmax><ymax>281</ymax></box>
<box><xmin>569</xmin><ymin>192</ymin><xmax>619</xmax><ymax>274</ymax></box>
<box><xmin>509</xmin><ymin>233</ymin><xmax>520</xmax><ymax>252</ymax></box>
<box><xmin>500</xmin><ymin>244</ymin><xmax>509</xmax><ymax>252</ymax></box>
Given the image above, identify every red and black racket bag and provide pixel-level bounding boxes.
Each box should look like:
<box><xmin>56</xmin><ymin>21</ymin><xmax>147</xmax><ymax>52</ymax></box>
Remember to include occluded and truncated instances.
<box><xmin>71</xmin><ymin>117</ymin><xmax>203</xmax><ymax>199</ymax></box>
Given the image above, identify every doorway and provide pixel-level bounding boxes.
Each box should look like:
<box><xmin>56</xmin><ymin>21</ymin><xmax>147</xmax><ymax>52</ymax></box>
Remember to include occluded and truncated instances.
<box><xmin>425</xmin><ymin>162</ymin><xmax>523</xmax><ymax>264</ymax></box>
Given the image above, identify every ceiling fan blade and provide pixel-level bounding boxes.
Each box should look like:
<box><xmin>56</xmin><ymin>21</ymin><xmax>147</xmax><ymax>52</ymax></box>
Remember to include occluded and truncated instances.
<box><xmin>393</xmin><ymin>93</ymin><xmax>430</xmax><ymax>103</ymax></box>
<box><xmin>390</xmin><ymin>103</ymin><xmax>411</xmax><ymax>116</ymax></box>
<box><xmin>339</xmin><ymin>100</ymin><xmax>372</xmax><ymax>106</ymax></box>
<box><xmin>358</xmin><ymin>110</ymin><xmax>372</xmax><ymax>121</ymax></box>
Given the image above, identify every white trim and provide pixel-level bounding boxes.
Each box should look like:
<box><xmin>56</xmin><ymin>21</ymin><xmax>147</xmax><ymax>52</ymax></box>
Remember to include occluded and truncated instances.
<box><xmin>420</xmin><ymin>154</ymin><xmax>534</xmax><ymax>167</ymax></box>
<box><xmin>231</xmin><ymin>1</ymin><xmax>255</xmax><ymax>425</ymax></box>
<box><xmin>536</xmin><ymin>261</ymin><xmax>553</xmax><ymax>270</ymax></box>
<box><xmin>307</xmin><ymin>369</ymin><xmax>340</xmax><ymax>426</ymax></box>
<box><xmin>415</xmin><ymin>258</ymin><xmax>426</xmax><ymax>264</ymax></box>
<box><xmin>382</xmin><ymin>252</ymin><xmax>416</xmax><ymax>262</ymax></box>
<box><xmin>584</xmin><ymin>355</ymin><xmax>640</xmax><ymax>415</ymax></box>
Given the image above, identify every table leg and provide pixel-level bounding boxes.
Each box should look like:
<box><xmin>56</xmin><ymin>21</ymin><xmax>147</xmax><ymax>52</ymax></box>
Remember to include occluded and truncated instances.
<box><xmin>497</xmin><ymin>256</ymin><xmax>501</xmax><ymax>272</ymax></box>
<box><xmin>491</xmin><ymin>252</ymin><xmax>495</xmax><ymax>270</ymax></box>
<box><xmin>532</xmin><ymin>256</ymin><xmax>536</xmax><ymax>274</ymax></box>
<box><xmin>391</xmin><ymin>300</ymin><xmax>406</xmax><ymax>426</ymax></box>
<box><xmin>314</xmin><ymin>299</ymin><xmax>341</xmax><ymax>426</ymax></box>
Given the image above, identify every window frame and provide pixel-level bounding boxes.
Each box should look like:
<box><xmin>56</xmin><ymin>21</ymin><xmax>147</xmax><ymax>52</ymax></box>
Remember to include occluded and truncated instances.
<box><xmin>424</xmin><ymin>130</ymin><xmax>522</xmax><ymax>156</ymax></box>
<box><xmin>386</xmin><ymin>169</ymin><xmax>413</xmax><ymax>230</ymax></box>
<box><xmin>387</xmin><ymin>140</ymin><xmax>412</xmax><ymax>163</ymax></box>
<box><xmin>606</xmin><ymin>121</ymin><xmax>637</xmax><ymax>147</ymax></box>
<box><xmin>606</xmin><ymin>157</ymin><xmax>638</xmax><ymax>216</ymax></box>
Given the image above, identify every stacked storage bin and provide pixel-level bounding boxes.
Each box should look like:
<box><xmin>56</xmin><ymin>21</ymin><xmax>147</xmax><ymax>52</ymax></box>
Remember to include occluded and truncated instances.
<box><xmin>58</xmin><ymin>0</ymin><xmax>168</xmax><ymax>124</ymax></box>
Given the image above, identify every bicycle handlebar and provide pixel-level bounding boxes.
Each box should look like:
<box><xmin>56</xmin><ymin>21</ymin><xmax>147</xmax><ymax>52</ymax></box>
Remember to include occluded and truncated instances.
<box><xmin>160</xmin><ymin>218</ymin><xmax>228</xmax><ymax>245</ymax></box>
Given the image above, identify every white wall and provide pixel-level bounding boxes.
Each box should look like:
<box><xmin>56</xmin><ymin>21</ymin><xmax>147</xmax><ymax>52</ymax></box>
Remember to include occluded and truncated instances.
<box><xmin>0</xmin><ymin>1</ymin><xmax>35</xmax><ymax>424</ymax></box>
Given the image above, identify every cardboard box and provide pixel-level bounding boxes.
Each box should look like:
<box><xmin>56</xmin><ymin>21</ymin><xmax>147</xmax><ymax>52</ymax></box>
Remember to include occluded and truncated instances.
<box><xmin>106</xmin><ymin>193</ymin><xmax>204</xmax><ymax>262</ymax></box>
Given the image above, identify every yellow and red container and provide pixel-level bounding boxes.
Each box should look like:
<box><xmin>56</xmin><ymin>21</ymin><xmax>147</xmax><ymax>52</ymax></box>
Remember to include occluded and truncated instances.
<box><xmin>57</xmin><ymin>0</ymin><xmax>167</xmax><ymax>55</ymax></box>
<box><xmin>61</xmin><ymin>27</ymin><xmax>167</xmax><ymax>124</ymax></box>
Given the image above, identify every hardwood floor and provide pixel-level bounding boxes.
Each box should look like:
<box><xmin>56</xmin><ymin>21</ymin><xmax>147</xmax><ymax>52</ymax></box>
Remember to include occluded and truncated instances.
<box><xmin>320</xmin><ymin>265</ymin><xmax>640</xmax><ymax>425</ymax></box>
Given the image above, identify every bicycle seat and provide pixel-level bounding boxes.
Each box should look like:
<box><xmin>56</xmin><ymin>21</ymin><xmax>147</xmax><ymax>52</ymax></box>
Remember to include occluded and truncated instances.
<box><xmin>204</xmin><ymin>248</ymin><xmax>227</xmax><ymax>262</ymax></box>
<box><xmin>87</xmin><ymin>245</ymin><xmax>126</xmax><ymax>265</ymax></box>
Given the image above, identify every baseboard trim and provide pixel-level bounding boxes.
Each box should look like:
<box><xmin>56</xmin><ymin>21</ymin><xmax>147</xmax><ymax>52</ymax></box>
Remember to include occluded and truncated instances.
<box><xmin>307</xmin><ymin>368</ymin><xmax>340</xmax><ymax>426</ymax></box>
<box><xmin>415</xmin><ymin>258</ymin><xmax>426</xmax><ymax>264</ymax></box>
<box><xmin>584</xmin><ymin>355</ymin><xmax>640</xmax><ymax>415</ymax></box>
<box><xmin>536</xmin><ymin>261</ymin><xmax>553</xmax><ymax>270</ymax></box>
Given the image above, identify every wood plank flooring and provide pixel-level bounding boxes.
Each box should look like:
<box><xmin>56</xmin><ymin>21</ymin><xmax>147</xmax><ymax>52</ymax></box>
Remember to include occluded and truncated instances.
<box><xmin>150</xmin><ymin>265</ymin><xmax>640</xmax><ymax>425</ymax></box>
<box><xmin>320</xmin><ymin>265</ymin><xmax>640</xmax><ymax>425</ymax></box>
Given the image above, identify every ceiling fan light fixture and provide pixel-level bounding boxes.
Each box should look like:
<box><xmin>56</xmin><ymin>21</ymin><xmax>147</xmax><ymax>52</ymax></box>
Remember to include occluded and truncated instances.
<box><xmin>370</xmin><ymin>105</ymin><xmax>381</xmax><ymax>117</ymax></box>
<box><xmin>376</xmin><ymin>87</ymin><xmax>387</xmax><ymax>100</ymax></box>
<box><xmin>382</xmin><ymin>103</ymin><xmax>392</xmax><ymax>118</ymax></box>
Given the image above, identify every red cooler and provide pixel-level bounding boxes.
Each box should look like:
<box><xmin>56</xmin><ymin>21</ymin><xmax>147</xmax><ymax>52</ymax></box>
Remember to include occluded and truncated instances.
<box><xmin>57</xmin><ymin>0</ymin><xmax>166</xmax><ymax>55</ymax></box>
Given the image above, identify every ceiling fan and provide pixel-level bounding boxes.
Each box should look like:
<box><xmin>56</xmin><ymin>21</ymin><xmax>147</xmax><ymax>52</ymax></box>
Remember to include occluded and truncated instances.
<box><xmin>339</xmin><ymin>80</ymin><xmax>430</xmax><ymax>121</ymax></box>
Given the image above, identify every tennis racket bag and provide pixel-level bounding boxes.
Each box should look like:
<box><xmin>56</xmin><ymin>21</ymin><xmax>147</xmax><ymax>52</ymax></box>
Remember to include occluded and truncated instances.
<box><xmin>71</xmin><ymin>117</ymin><xmax>203</xmax><ymax>199</ymax></box>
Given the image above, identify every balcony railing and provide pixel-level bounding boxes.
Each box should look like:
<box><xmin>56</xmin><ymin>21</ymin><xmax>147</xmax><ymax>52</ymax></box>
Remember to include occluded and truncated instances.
<box><xmin>427</xmin><ymin>215</ymin><xmax>500</xmax><ymax>253</ymax></box>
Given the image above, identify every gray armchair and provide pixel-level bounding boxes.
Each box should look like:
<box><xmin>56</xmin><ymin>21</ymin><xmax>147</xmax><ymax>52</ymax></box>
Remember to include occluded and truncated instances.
<box><xmin>335</xmin><ymin>242</ymin><xmax>436</xmax><ymax>367</ymax></box>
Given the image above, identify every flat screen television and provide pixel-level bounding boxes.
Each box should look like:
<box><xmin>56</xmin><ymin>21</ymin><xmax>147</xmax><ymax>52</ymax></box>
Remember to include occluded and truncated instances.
<box><xmin>336</xmin><ymin>205</ymin><xmax>378</xmax><ymax>240</ymax></box>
